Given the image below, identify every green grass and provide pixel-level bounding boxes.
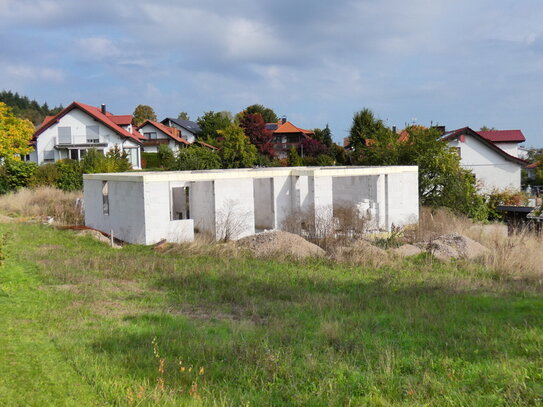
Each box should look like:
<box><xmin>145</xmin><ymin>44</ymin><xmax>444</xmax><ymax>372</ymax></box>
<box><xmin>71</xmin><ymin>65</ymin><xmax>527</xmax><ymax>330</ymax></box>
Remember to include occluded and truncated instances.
<box><xmin>1</xmin><ymin>222</ymin><xmax>543</xmax><ymax>406</ymax></box>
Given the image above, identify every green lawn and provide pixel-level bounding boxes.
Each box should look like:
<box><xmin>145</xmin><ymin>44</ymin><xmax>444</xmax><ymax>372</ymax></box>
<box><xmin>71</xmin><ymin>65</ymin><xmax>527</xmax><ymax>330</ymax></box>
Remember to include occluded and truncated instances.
<box><xmin>1</xmin><ymin>222</ymin><xmax>542</xmax><ymax>406</ymax></box>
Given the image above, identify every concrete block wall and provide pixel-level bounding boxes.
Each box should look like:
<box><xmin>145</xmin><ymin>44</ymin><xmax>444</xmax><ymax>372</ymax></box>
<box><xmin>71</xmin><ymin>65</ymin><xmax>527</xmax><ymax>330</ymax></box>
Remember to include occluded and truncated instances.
<box><xmin>213</xmin><ymin>178</ymin><xmax>255</xmax><ymax>240</ymax></box>
<box><xmin>84</xmin><ymin>179</ymin><xmax>146</xmax><ymax>244</ymax></box>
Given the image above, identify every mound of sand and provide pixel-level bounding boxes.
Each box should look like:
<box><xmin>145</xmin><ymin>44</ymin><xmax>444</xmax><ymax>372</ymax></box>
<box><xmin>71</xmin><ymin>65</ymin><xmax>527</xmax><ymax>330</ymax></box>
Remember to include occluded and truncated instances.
<box><xmin>236</xmin><ymin>230</ymin><xmax>325</xmax><ymax>260</ymax></box>
<box><xmin>415</xmin><ymin>233</ymin><xmax>489</xmax><ymax>261</ymax></box>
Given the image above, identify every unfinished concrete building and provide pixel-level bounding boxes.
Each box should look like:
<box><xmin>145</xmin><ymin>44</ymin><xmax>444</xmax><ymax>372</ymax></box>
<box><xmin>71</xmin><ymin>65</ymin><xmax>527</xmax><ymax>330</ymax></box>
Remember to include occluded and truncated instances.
<box><xmin>83</xmin><ymin>166</ymin><xmax>419</xmax><ymax>245</ymax></box>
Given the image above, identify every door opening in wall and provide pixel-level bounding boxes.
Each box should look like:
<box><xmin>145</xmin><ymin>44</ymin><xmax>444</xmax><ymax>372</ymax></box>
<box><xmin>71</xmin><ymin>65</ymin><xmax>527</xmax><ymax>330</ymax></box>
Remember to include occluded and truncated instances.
<box><xmin>171</xmin><ymin>186</ymin><xmax>191</xmax><ymax>220</ymax></box>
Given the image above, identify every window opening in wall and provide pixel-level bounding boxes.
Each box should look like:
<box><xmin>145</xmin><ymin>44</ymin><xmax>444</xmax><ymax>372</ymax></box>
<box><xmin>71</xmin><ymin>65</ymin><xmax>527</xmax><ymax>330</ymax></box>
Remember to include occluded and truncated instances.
<box><xmin>171</xmin><ymin>186</ymin><xmax>191</xmax><ymax>220</ymax></box>
<box><xmin>102</xmin><ymin>181</ymin><xmax>109</xmax><ymax>215</ymax></box>
<box><xmin>144</xmin><ymin>132</ymin><xmax>157</xmax><ymax>139</ymax></box>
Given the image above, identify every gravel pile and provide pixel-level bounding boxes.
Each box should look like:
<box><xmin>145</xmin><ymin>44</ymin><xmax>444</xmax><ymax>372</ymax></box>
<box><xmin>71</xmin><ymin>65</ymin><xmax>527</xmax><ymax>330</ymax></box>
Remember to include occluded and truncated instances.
<box><xmin>415</xmin><ymin>233</ymin><xmax>489</xmax><ymax>261</ymax></box>
<box><xmin>237</xmin><ymin>230</ymin><xmax>325</xmax><ymax>260</ymax></box>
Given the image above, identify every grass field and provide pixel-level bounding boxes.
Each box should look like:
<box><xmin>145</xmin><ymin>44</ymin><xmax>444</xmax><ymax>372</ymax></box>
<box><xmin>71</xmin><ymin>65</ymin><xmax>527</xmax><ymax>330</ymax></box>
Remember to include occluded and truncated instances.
<box><xmin>1</xmin><ymin>222</ymin><xmax>543</xmax><ymax>406</ymax></box>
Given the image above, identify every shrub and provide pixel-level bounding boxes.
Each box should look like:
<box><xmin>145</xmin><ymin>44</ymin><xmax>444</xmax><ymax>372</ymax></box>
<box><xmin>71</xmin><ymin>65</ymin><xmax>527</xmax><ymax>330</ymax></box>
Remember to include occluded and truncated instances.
<box><xmin>142</xmin><ymin>152</ymin><xmax>160</xmax><ymax>169</ymax></box>
<box><xmin>157</xmin><ymin>144</ymin><xmax>175</xmax><ymax>169</ymax></box>
<box><xmin>56</xmin><ymin>159</ymin><xmax>82</xmax><ymax>191</ymax></box>
<box><xmin>30</xmin><ymin>163</ymin><xmax>59</xmax><ymax>187</ymax></box>
<box><xmin>174</xmin><ymin>146</ymin><xmax>222</xmax><ymax>170</ymax></box>
<box><xmin>0</xmin><ymin>159</ymin><xmax>37</xmax><ymax>191</ymax></box>
<box><xmin>486</xmin><ymin>189</ymin><xmax>528</xmax><ymax>220</ymax></box>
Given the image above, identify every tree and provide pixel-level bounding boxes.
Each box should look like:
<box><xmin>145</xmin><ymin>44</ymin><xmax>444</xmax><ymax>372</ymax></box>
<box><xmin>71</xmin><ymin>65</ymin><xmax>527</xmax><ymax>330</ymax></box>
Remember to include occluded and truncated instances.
<box><xmin>239</xmin><ymin>113</ymin><xmax>275</xmax><ymax>157</ymax></box>
<box><xmin>353</xmin><ymin>117</ymin><xmax>488</xmax><ymax>220</ymax></box>
<box><xmin>196</xmin><ymin>111</ymin><xmax>233</xmax><ymax>144</ymax></box>
<box><xmin>348</xmin><ymin>108</ymin><xmax>387</xmax><ymax>160</ymax></box>
<box><xmin>313</xmin><ymin>124</ymin><xmax>333</xmax><ymax>147</ymax></box>
<box><xmin>133</xmin><ymin>104</ymin><xmax>157</xmax><ymax>126</ymax></box>
<box><xmin>0</xmin><ymin>102</ymin><xmax>34</xmax><ymax>159</ymax></box>
<box><xmin>157</xmin><ymin>144</ymin><xmax>175</xmax><ymax>169</ymax></box>
<box><xmin>237</xmin><ymin>104</ymin><xmax>278</xmax><ymax>124</ymax></box>
<box><xmin>480</xmin><ymin>126</ymin><xmax>496</xmax><ymax>131</ymax></box>
<box><xmin>288</xmin><ymin>147</ymin><xmax>303</xmax><ymax>166</ymax></box>
<box><xmin>0</xmin><ymin>91</ymin><xmax>62</xmax><ymax>126</ymax></box>
<box><xmin>177</xmin><ymin>112</ymin><xmax>190</xmax><ymax>120</ymax></box>
<box><xmin>218</xmin><ymin>125</ymin><xmax>257</xmax><ymax>168</ymax></box>
<box><xmin>300</xmin><ymin>138</ymin><xmax>328</xmax><ymax>158</ymax></box>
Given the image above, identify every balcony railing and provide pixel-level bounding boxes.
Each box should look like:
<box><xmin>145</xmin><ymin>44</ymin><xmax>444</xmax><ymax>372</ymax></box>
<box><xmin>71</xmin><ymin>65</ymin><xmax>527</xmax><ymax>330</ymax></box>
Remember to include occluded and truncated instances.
<box><xmin>54</xmin><ymin>136</ymin><xmax>107</xmax><ymax>147</ymax></box>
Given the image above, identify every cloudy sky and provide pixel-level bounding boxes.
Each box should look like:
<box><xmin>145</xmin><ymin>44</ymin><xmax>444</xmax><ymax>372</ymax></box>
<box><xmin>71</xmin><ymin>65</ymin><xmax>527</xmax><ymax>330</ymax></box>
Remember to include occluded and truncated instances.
<box><xmin>1</xmin><ymin>0</ymin><xmax>543</xmax><ymax>145</ymax></box>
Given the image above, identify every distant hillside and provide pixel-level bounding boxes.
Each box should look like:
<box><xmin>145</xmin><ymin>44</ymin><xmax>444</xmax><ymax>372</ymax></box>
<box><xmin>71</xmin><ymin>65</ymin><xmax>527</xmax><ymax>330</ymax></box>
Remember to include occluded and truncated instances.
<box><xmin>0</xmin><ymin>90</ymin><xmax>63</xmax><ymax>127</ymax></box>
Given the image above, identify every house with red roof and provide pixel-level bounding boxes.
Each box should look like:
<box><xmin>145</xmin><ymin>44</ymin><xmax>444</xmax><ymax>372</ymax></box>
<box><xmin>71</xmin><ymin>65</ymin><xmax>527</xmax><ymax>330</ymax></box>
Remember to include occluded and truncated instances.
<box><xmin>31</xmin><ymin>102</ymin><xmax>144</xmax><ymax>168</ymax></box>
<box><xmin>441</xmin><ymin>127</ymin><xmax>527</xmax><ymax>191</ymax></box>
<box><xmin>137</xmin><ymin>120</ymin><xmax>191</xmax><ymax>153</ymax></box>
<box><xmin>266</xmin><ymin>117</ymin><xmax>313</xmax><ymax>158</ymax></box>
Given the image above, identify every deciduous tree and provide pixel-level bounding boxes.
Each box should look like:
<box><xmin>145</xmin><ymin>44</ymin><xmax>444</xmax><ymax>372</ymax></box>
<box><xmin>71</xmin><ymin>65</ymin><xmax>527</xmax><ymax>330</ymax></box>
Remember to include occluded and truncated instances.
<box><xmin>0</xmin><ymin>102</ymin><xmax>34</xmax><ymax>159</ymax></box>
<box><xmin>239</xmin><ymin>113</ymin><xmax>275</xmax><ymax>157</ymax></box>
<box><xmin>218</xmin><ymin>125</ymin><xmax>257</xmax><ymax>168</ymax></box>
<box><xmin>237</xmin><ymin>104</ymin><xmax>278</xmax><ymax>124</ymax></box>
<box><xmin>177</xmin><ymin>112</ymin><xmax>190</xmax><ymax>120</ymax></box>
<box><xmin>133</xmin><ymin>104</ymin><xmax>157</xmax><ymax>126</ymax></box>
<box><xmin>197</xmin><ymin>111</ymin><xmax>233</xmax><ymax>144</ymax></box>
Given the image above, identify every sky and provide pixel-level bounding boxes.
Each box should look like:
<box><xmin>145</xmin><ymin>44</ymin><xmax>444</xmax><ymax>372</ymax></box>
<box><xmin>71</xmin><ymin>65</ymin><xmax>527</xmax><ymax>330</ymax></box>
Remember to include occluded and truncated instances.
<box><xmin>1</xmin><ymin>0</ymin><xmax>543</xmax><ymax>145</ymax></box>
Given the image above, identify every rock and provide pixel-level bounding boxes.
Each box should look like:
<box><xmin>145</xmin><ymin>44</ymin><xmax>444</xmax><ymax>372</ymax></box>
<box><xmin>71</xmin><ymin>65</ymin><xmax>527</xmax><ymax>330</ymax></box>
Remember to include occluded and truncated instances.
<box><xmin>236</xmin><ymin>230</ymin><xmax>325</xmax><ymax>260</ymax></box>
<box><xmin>416</xmin><ymin>233</ymin><xmax>489</xmax><ymax>261</ymax></box>
<box><xmin>392</xmin><ymin>244</ymin><xmax>422</xmax><ymax>257</ymax></box>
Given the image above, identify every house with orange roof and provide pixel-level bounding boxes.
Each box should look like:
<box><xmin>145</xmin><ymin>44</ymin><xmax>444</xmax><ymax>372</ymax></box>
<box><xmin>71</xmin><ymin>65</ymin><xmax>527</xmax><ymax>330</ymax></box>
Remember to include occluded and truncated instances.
<box><xmin>265</xmin><ymin>116</ymin><xmax>313</xmax><ymax>158</ymax></box>
<box><xmin>31</xmin><ymin>102</ymin><xmax>144</xmax><ymax>168</ymax></box>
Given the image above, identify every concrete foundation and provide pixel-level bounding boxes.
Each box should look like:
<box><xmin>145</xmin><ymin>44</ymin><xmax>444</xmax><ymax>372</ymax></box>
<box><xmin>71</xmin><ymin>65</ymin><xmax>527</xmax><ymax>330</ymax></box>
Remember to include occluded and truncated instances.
<box><xmin>84</xmin><ymin>166</ymin><xmax>419</xmax><ymax>245</ymax></box>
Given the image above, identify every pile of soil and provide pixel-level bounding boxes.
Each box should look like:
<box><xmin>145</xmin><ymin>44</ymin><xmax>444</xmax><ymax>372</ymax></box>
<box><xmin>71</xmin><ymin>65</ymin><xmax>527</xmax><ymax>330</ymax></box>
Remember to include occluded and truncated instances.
<box><xmin>236</xmin><ymin>230</ymin><xmax>326</xmax><ymax>260</ymax></box>
<box><xmin>415</xmin><ymin>233</ymin><xmax>489</xmax><ymax>261</ymax></box>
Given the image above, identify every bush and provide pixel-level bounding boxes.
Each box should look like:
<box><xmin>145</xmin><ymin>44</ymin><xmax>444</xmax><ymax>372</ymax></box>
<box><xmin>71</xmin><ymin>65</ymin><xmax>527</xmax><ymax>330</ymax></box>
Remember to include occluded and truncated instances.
<box><xmin>486</xmin><ymin>189</ymin><xmax>528</xmax><ymax>220</ymax></box>
<box><xmin>80</xmin><ymin>147</ymin><xmax>131</xmax><ymax>174</ymax></box>
<box><xmin>30</xmin><ymin>163</ymin><xmax>59</xmax><ymax>187</ymax></box>
<box><xmin>56</xmin><ymin>159</ymin><xmax>82</xmax><ymax>191</ymax></box>
<box><xmin>142</xmin><ymin>152</ymin><xmax>160</xmax><ymax>169</ymax></box>
<box><xmin>0</xmin><ymin>159</ymin><xmax>38</xmax><ymax>192</ymax></box>
<box><xmin>173</xmin><ymin>146</ymin><xmax>222</xmax><ymax>170</ymax></box>
<box><xmin>157</xmin><ymin>144</ymin><xmax>175</xmax><ymax>169</ymax></box>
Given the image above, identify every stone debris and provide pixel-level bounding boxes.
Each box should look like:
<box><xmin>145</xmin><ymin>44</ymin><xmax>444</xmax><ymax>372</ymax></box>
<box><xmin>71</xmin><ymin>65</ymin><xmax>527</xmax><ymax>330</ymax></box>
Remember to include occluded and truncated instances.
<box><xmin>415</xmin><ymin>233</ymin><xmax>489</xmax><ymax>261</ymax></box>
<box><xmin>237</xmin><ymin>230</ymin><xmax>326</xmax><ymax>260</ymax></box>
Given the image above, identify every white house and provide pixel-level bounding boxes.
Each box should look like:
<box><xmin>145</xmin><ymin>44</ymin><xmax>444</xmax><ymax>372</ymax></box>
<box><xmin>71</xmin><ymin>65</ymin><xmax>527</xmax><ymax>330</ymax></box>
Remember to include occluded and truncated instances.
<box><xmin>31</xmin><ymin>102</ymin><xmax>144</xmax><ymax>169</ymax></box>
<box><xmin>137</xmin><ymin>120</ymin><xmax>191</xmax><ymax>153</ymax></box>
<box><xmin>160</xmin><ymin>118</ymin><xmax>200</xmax><ymax>143</ymax></box>
<box><xmin>442</xmin><ymin>127</ymin><xmax>527</xmax><ymax>192</ymax></box>
<box><xmin>83</xmin><ymin>166</ymin><xmax>419</xmax><ymax>245</ymax></box>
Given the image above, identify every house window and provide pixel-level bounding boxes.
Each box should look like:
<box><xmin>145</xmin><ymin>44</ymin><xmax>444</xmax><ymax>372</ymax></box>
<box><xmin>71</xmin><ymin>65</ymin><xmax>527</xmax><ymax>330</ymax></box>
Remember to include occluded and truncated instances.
<box><xmin>20</xmin><ymin>154</ymin><xmax>31</xmax><ymax>161</ymax></box>
<box><xmin>144</xmin><ymin>132</ymin><xmax>157</xmax><ymax>139</ymax></box>
<box><xmin>102</xmin><ymin>181</ymin><xmax>109</xmax><ymax>215</ymax></box>
<box><xmin>58</xmin><ymin>127</ymin><xmax>72</xmax><ymax>144</ymax></box>
<box><xmin>70</xmin><ymin>149</ymin><xmax>79</xmax><ymax>160</ymax></box>
<box><xmin>86</xmin><ymin>125</ymin><xmax>100</xmax><ymax>143</ymax></box>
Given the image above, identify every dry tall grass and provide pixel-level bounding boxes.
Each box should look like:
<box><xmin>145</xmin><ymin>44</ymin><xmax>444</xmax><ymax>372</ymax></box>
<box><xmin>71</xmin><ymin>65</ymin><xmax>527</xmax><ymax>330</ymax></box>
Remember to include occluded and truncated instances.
<box><xmin>411</xmin><ymin>207</ymin><xmax>543</xmax><ymax>277</ymax></box>
<box><xmin>0</xmin><ymin>187</ymin><xmax>83</xmax><ymax>225</ymax></box>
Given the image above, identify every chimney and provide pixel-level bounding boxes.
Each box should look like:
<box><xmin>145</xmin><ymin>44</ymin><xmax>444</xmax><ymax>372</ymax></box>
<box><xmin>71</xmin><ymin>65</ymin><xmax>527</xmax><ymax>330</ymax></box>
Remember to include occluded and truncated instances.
<box><xmin>281</xmin><ymin>115</ymin><xmax>287</xmax><ymax>124</ymax></box>
<box><xmin>101</xmin><ymin>104</ymin><xmax>106</xmax><ymax>114</ymax></box>
<box><xmin>392</xmin><ymin>125</ymin><xmax>397</xmax><ymax>134</ymax></box>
